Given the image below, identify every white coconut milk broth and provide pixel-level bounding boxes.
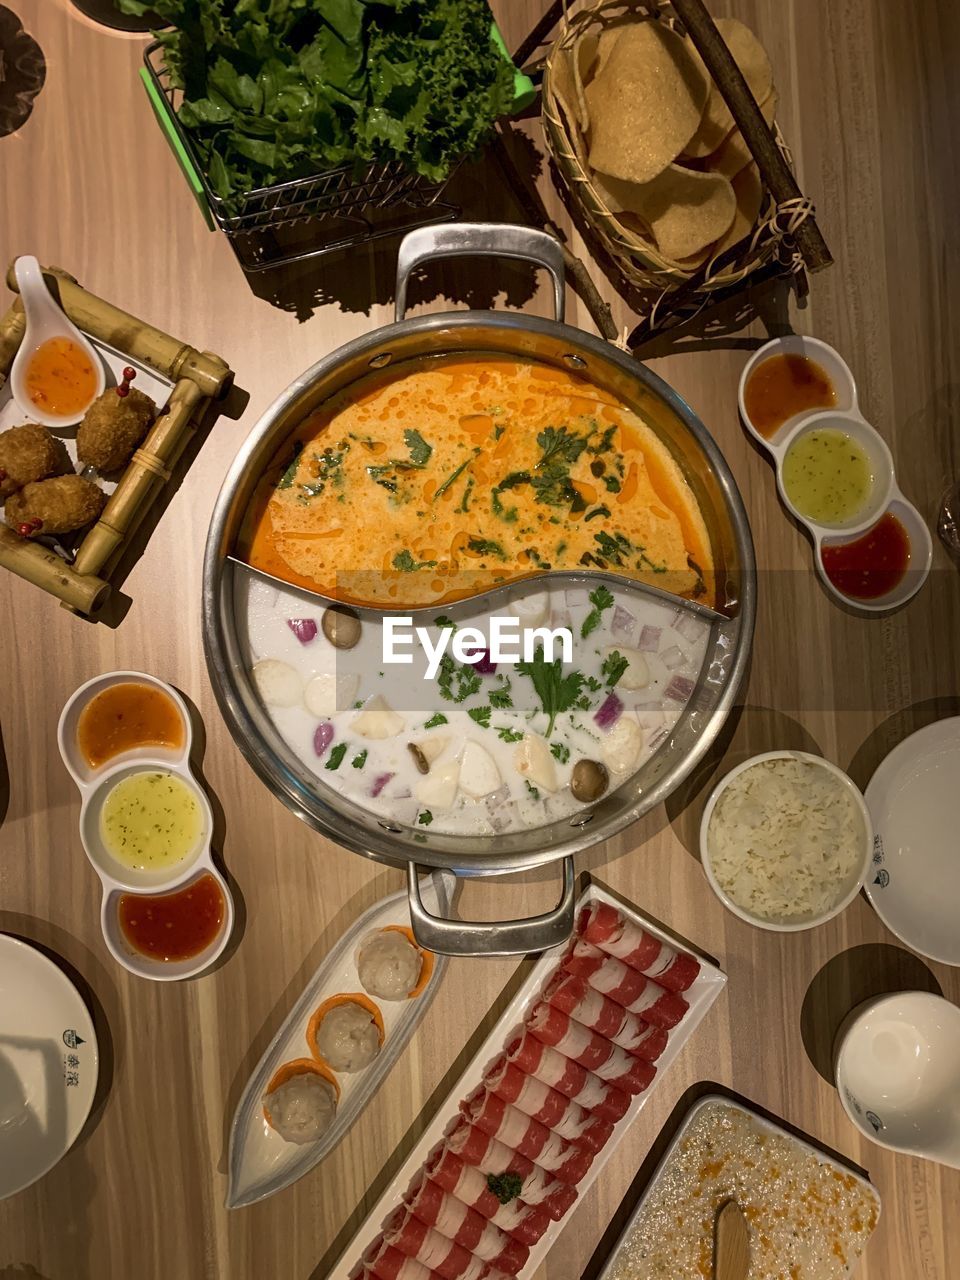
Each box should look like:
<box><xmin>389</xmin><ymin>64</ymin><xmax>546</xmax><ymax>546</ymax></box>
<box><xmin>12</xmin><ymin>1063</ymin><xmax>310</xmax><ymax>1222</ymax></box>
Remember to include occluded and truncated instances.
<box><xmin>236</xmin><ymin>570</ymin><xmax>709</xmax><ymax>836</ymax></box>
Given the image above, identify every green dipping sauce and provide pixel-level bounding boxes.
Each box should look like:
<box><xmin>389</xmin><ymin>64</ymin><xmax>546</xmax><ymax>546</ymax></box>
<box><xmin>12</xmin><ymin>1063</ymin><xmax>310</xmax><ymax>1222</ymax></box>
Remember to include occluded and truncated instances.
<box><xmin>782</xmin><ymin>429</ymin><xmax>874</xmax><ymax>525</ymax></box>
<box><xmin>100</xmin><ymin>770</ymin><xmax>203</xmax><ymax>872</ymax></box>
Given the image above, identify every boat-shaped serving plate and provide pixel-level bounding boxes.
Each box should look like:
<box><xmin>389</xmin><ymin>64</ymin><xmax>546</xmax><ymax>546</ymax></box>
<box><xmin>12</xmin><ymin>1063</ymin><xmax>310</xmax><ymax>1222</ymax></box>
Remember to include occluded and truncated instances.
<box><xmin>227</xmin><ymin>870</ymin><xmax>452</xmax><ymax>1208</ymax></box>
<box><xmin>327</xmin><ymin>881</ymin><xmax>726</xmax><ymax>1277</ymax></box>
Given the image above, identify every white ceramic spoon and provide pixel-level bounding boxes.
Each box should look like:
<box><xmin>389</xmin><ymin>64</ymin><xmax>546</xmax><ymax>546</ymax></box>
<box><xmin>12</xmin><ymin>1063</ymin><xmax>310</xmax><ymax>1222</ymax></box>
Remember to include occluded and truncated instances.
<box><xmin>9</xmin><ymin>254</ymin><xmax>105</xmax><ymax>427</ymax></box>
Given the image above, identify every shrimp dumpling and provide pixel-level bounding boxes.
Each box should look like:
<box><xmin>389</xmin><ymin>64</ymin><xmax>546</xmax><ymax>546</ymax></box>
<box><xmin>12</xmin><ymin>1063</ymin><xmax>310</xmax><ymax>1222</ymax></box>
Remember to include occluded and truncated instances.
<box><xmin>358</xmin><ymin>929</ymin><xmax>422</xmax><ymax>1001</ymax></box>
<box><xmin>263</xmin><ymin>1068</ymin><xmax>336</xmax><ymax>1145</ymax></box>
<box><xmin>315</xmin><ymin>1001</ymin><xmax>381</xmax><ymax>1072</ymax></box>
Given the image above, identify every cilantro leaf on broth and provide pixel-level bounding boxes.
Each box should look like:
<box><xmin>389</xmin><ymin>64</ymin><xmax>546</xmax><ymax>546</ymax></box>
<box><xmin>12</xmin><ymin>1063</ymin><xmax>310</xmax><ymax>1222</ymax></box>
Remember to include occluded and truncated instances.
<box><xmin>404</xmin><ymin>429</ymin><xmax>433</xmax><ymax>467</ymax></box>
<box><xmin>437</xmin><ymin>655</ymin><xmax>482</xmax><ymax>704</ymax></box>
<box><xmin>466</xmin><ymin>536</ymin><xmax>507</xmax><ymax>561</ymax></box>
<box><xmin>496</xmin><ymin>725</ymin><xmax>524</xmax><ymax>743</ymax></box>
<box><xmin>351</xmin><ymin>749</ymin><xmax>368</xmax><ymax>769</ymax></box>
<box><xmin>550</xmin><ymin>742</ymin><xmax>571</xmax><ymax>764</ymax></box>
<box><xmin>277</xmin><ymin>441</ymin><xmax>304</xmax><ymax>490</ymax></box>
<box><xmin>524</xmin><ymin>780</ymin><xmax>541</xmax><ymax>800</ymax></box>
<box><xmin>536</xmin><ymin>425</ymin><xmax>588</xmax><ymax>468</ymax></box>
<box><xmin>418</xmin><ymin>810</ymin><xmax>434</xmax><ymax>826</ymax></box>
<box><xmin>517</xmin><ymin>645</ymin><xmax>585</xmax><ymax>738</ymax></box>
<box><xmin>324</xmin><ymin>743</ymin><xmax>348</xmax><ymax>771</ymax></box>
<box><xmin>581</xmin><ymin>584</ymin><xmax>614</xmax><ymax>639</ymax></box>
<box><xmin>424</xmin><ymin>712</ymin><xmax>448</xmax><ymax>728</ymax></box>
<box><xmin>433</xmin><ymin>450</ymin><xmax>480</xmax><ymax>502</ymax></box>
<box><xmin>602</xmin><ymin>650</ymin><xmax>630</xmax><ymax>687</ymax></box>
<box><xmin>393</xmin><ymin>549</ymin><xmax>438</xmax><ymax>572</ymax></box>
<box><xmin>468</xmin><ymin>705</ymin><xmax>492</xmax><ymax>728</ymax></box>
<box><xmin>488</xmin><ymin>676</ymin><xmax>513</xmax><ymax>709</ymax></box>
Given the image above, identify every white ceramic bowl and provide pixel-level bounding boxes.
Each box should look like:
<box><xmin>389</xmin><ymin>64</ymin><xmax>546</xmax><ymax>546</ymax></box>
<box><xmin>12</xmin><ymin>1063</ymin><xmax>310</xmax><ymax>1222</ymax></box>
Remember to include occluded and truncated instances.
<box><xmin>699</xmin><ymin>750</ymin><xmax>873</xmax><ymax>932</ymax></box>
<box><xmin>834</xmin><ymin>991</ymin><xmax>960</xmax><ymax>1169</ymax></box>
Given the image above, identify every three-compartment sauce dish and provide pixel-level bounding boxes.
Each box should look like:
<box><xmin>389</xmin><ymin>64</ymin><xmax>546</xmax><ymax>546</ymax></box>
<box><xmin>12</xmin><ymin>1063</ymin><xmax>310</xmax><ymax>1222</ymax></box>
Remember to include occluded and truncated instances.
<box><xmin>57</xmin><ymin>670</ymin><xmax>234</xmax><ymax>981</ymax></box>
<box><xmin>739</xmin><ymin>335</ymin><xmax>932</xmax><ymax>612</ymax></box>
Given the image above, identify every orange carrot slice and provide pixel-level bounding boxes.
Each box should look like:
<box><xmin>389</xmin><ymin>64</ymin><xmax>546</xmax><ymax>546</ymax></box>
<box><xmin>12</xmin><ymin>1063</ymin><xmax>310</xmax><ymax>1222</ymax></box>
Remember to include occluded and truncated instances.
<box><xmin>380</xmin><ymin>925</ymin><xmax>435</xmax><ymax>998</ymax></box>
<box><xmin>306</xmin><ymin>992</ymin><xmax>385</xmax><ymax>1063</ymax></box>
<box><xmin>262</xmin><ymin>1056</ymin><xmax>339</xmax><ymax>1129</ymax></box>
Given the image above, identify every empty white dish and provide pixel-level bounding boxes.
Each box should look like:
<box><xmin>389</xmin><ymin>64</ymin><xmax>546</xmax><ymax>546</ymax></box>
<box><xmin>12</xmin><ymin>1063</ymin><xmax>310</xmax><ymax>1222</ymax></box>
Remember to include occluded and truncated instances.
<box><xmin>835</xmin><ymin>991</ymin><xmax>960</xmax><ymax>1169</ymax></box>
<box><xmin>864</xmin><ymin>717</ymin><xmax>960</xmax><ymax>965</ymax></box>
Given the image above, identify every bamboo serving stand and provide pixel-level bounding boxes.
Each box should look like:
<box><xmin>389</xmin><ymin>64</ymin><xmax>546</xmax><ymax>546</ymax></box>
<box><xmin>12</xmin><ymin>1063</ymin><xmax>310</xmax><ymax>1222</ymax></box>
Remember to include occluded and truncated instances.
<box><xmin>0</xmin><ymin>264</ymin><xmax>232</xmax><ymax>615</ymax></box>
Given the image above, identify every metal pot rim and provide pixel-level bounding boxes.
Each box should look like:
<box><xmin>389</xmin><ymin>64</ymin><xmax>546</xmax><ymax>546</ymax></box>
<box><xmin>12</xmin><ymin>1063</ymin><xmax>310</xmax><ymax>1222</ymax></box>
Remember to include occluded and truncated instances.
<box><xmin>203</xmin><ymin>307</ymin><xmax>756</xmax><ymax>880</ymax></box>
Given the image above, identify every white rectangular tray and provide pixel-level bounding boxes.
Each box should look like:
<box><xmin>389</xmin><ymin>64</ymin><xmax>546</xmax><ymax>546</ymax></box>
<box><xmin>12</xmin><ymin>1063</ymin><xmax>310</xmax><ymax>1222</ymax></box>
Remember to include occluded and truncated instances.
<box><xmin>329</xmin><ymin>881</ymin><xmax>726</xmax><ymax>1278</ymax></box>
<box><xmin>596</xmin><ymin>1094</ymin><xmax>882</xmax><ymax>1279</ymax></box>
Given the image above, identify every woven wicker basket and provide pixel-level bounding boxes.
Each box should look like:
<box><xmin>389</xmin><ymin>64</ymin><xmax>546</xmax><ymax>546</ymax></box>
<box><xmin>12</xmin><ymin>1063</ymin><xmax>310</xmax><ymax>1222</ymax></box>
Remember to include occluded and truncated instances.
<box><xmin>542</xmin><ymin>0</ymin><xmax>805</xmax><ymax>300</ymax></box>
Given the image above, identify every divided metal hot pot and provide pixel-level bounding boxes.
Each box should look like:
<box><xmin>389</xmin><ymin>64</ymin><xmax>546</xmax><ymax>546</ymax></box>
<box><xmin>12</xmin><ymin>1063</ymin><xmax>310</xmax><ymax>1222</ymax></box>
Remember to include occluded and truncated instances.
<box><xmin>203</xmin><ymin>224</ymin><xmax>756</xmax><ymax>956</ymax></box>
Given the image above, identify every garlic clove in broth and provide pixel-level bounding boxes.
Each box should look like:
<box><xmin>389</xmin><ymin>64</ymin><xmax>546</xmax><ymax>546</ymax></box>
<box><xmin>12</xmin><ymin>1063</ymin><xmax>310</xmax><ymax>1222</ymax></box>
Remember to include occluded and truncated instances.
<box><xmin>602</xmin><ymin>716</ymin><xmax>643</xmax><ymax>774</ymax></box>
<box><xmin>351</xmin><ymin>695</ymin><xmax>404</xmax><ymax>739</ymax></box>
<box><xmin>507</xmin><ymin>591</ymin><xmax>550</xmax><ymax>632</ymax></box>
<box><xmin>604</xmin><ymin>646</ymin><xmax>650</xmax><ymax>690</ymax></box>
<box><xmin>416</xmin><ymin>734</ymin><xmax>450</xmax><ymax>767</ymax></box>
<box><xmin>459</xmin><ymin>740</ymin><xmax>502</xmax><ymax>799</ymax></box>
<box><xmin>514</xmin><ymin>733</ymin><xmax>559</xmax><ymax>793</ymax></box>
<box><xmin>252</xmin><ymin>658</ymin><xmax>303</xmax><ymax>708</ymax></box>
<box><xmin>304</xmin><ymin>672</ymin><xmax>360</xmax><ymax>718</ymax></box>
<box><xmin>416</xmin><ymin>759</ymin><xmax>461</xmax><ymax>809</ymax></box>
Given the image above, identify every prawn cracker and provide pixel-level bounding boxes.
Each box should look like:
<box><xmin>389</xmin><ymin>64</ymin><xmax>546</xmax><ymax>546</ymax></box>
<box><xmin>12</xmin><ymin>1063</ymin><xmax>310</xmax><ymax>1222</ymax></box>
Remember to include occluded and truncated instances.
<box><xmin>684</xmin><ymin>18</ymin><xmax>773</xmax><ymax>158</ymax></box>
<box><xmin>586</xmin><ymin>22</ymin><xmax>709</xmax><ymax>186</ymax></box>
<box><xmin>592</xmin><ymin>164</ymin><xmax>736</xmax><ymax>261</ymax></box>
<box><xmin>705</xmin><ymin>89</ymin><xmax>778</xmax><ymax>180</ymax></box>
<box><xmin>572</xmin><ymin>31</ymin><xmax>598</xmax><ymax>132</ymax></box>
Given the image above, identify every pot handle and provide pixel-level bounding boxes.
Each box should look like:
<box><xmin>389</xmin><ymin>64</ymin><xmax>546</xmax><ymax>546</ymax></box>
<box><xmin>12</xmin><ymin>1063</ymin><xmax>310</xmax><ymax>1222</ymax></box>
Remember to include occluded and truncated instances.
<box><xmin>406</xmin><ymin>856</ymin><xmax>576</xmax><ymax>957</ymax></box>
<box><xmin>395</xmin><ymin>223</ymin><xmax>566</xmax><ymax>324</ymax></box>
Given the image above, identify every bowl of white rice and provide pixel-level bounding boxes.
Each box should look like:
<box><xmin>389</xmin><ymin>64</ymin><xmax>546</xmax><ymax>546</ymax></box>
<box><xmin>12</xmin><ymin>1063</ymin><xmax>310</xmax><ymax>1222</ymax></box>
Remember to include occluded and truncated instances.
<box><xmin>699</xmin><ymin>751</ymin><xmax>872</xmax><ymax>931</ymax></box>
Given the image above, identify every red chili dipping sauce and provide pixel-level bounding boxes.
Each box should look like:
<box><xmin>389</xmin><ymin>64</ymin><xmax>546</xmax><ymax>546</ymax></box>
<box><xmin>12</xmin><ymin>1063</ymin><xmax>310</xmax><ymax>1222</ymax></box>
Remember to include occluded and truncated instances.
<box><xmin>118</xmin><ymin>872</ymin><xmax>225</xmax><ymax>962</ymax></box>
<box><xmin>744</xmin><ymin>353</ymin><xmax>837</xmax><ymax>439</ymax></box>
<box><xmin>821</xmin><ymin>512</ymin><xmax>911</xmax><ymax>601</ymax></box>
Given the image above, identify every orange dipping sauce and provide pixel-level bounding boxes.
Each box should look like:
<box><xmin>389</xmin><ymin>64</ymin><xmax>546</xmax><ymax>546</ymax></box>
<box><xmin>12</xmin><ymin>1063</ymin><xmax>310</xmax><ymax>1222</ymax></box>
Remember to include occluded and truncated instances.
<box><xmin>821</xmin><ymin>512</ymin><xmax>911</xmax><ymax>601</ymax></box>
<box><xmin>25</xmin><ymin>336</ymin><xmax>98</xmax><ymax>416</ymax></box>
<box><xmin>77</xmin><ymin>682</ymin><xmax>185</xmax><ymax>768</ymax></box>
<box><xmin>744</xmin><ymin>353</ymin><xmax>837</xmax><ymax>439</ymax></box>
<box><xmin>118</xmin><ymin>873</ymin><xmax>225</xmax><ymax>962</ymax></box>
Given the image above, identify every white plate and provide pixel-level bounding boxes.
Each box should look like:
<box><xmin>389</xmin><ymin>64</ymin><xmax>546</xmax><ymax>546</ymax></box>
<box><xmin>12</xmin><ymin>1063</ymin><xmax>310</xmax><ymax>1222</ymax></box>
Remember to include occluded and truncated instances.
<box><xmin>328</xmin><ymin>882</ymin><xmax>726</xmax><ymax>1278</ymax></box>
<box><xmin>864</xmin><ymin>717</ymin><xmax>960</xmax><ymax>965</ymax></box>
<box><xmin>227</xmin><ymin>872</ymin><xmax>450</xmax><ymax>1209</ymax></box>
<box><xmin>0</xmin><ymin>935</ymin><xmax>99</xmax><ymax>1199</ymax></box>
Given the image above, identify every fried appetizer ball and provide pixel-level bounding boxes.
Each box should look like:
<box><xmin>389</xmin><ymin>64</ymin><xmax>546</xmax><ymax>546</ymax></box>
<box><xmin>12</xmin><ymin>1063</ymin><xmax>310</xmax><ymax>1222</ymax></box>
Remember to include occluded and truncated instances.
<box><xmin>0</xmin><ymin>422</ymin><xmax>71</xmax><ymax>500</ymax></box>
<box><xmin>6</xmin><ymin>474</ymin><xmax>105</xmax><ymax>536</ymax></box>
<box><xmin>77</xmin><ymin>383</ymin><xmax>156</xmax><ymax>474</ymax></box>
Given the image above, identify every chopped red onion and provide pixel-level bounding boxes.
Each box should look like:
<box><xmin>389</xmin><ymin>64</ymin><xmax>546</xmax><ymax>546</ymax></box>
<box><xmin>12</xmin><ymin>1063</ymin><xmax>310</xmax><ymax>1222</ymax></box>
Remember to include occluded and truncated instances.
<box><xmin>661</xmin><ymin>644</ymin><xmax>686</xmax><ymax>670</ymax></box>
<box><xmin>611</xmin><ymin>604</ymin><xmax>637</xmax><ymax>644</ymax></box>
<box><xmin>638</xmin><ymin>624</ymin><xmax>662</xmax><ymax>652</ymax></box>
<box><xmin>370</xmin><ymin>772</ymin><xmax>393</xmax><ymax>797</ymax></box>
<box><xmin>594</xmin><ymin>692</ymin><xmax>624</xmax><ymax>729</ymax></box>
<box><xmin>665</xmin><ymin>674</ymin><xmax>696</xmax><ymax>702</ymax></box>
<box><xmin>463</xmin><ymin>647</ymin><xmax>497</xmax><ymax>674</ymax></box>
<box><xmin>286</xmin><ymin>617</ymin><xmax>318</xmax><ymax>644</ymax></box>
<box><xmin>313</xmin><ymin>722</ymin><xmax>334</xmax><ymax>757</ymax></box>
<box><xmin>673</xmin><ymin>610</ymin><xmax>705</xmax><ymax>643</ymax></box>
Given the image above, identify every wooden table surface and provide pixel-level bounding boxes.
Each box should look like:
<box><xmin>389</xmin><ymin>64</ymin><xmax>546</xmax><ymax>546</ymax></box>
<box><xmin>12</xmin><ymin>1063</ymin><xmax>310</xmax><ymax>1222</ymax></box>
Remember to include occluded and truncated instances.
<box><xmin>2</xmin><ymin>2</ymin><xmax>959</xmax><ymax>1277</ymax></box>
